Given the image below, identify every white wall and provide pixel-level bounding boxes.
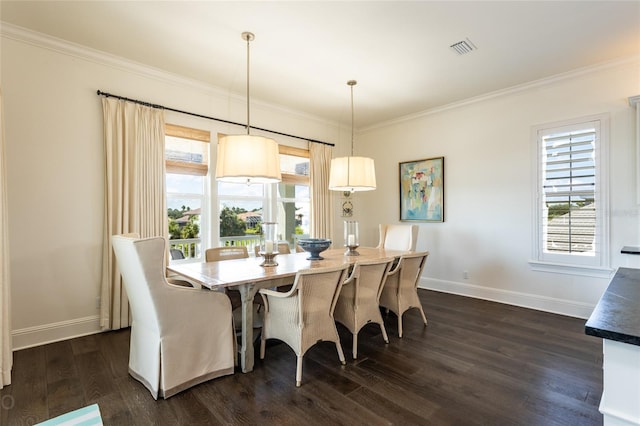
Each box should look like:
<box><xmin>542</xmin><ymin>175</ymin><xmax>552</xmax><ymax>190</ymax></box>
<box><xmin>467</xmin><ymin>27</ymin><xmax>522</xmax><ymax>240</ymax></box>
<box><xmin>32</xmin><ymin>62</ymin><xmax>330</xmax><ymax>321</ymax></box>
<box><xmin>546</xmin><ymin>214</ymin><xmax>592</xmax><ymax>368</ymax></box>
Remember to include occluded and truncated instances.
<box><xmin>1</xmin><ymin>26</ymin><xmax>346</xmax><ymax>349</ymax></box>
<box><xmin>356</xmin><ymin>58</ymin><xmax>640</xmax><ymax>318</ymax></box>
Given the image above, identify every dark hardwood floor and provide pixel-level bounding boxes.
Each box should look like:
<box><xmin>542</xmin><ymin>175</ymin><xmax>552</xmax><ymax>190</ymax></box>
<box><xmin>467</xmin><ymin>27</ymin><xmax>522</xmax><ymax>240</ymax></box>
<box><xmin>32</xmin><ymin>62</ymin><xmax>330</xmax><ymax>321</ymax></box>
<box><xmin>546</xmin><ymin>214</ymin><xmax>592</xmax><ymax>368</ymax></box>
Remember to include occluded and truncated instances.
<box><xmin>1</xmin><ymin>290</ymin><xmax>603</xmax><ymax>425</ymax></box>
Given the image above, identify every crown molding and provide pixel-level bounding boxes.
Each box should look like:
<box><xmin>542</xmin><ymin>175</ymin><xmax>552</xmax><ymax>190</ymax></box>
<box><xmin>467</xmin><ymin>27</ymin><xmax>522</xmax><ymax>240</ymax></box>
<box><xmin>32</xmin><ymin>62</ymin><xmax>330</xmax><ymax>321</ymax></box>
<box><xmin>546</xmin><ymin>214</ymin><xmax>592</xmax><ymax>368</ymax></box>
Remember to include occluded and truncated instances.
<box><xmin>0</xmin><ymin>21</ymin><xmax>339</xmax><ymax>132</ymax></box>
<box><xmin>363</xmin><ymin>54</ymin><xmax>640</xmax><ymax>133</ymax></box>
<box><xmin>0</xmin><ymin>21</ymin><xmax>224</xmax><ymax>96</ymax></box>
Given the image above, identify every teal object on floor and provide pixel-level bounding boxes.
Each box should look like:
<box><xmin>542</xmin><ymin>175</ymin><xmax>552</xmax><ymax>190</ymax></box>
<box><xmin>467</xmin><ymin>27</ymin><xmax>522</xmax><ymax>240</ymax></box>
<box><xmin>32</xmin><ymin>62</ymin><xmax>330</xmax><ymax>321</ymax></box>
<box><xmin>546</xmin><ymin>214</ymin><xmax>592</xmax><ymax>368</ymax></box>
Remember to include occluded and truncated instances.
<box><xmin>35</xmin><ymin>404</ymin><xmax>102</xmax><ymax>426</ymax></box>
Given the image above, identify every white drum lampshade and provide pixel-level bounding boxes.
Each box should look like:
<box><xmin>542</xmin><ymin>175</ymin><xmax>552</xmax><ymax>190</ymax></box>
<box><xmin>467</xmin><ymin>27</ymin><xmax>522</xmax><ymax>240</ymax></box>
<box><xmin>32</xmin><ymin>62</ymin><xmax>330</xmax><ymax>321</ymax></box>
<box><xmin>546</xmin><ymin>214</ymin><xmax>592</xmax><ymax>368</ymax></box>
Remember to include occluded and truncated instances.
<box><xmin>215</xmin><ymin>134</ymin><xmax>281</xmax><ymax>184</ymax></box>
<box><xmin>328</xmin><ymin>156</ymin><xmax>376</xmax><ymax>192</ymax></box>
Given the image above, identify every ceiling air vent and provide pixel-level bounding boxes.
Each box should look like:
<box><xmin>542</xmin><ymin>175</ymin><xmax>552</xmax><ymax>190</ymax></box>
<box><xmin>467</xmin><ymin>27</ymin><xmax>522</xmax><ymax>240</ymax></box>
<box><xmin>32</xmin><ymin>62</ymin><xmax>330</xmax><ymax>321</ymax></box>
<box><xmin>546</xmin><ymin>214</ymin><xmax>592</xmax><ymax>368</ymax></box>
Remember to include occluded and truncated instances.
<box><xmin>450</xmin><ymin>38</ymin><xmax>477</xmax><ymax>55</ymax></box>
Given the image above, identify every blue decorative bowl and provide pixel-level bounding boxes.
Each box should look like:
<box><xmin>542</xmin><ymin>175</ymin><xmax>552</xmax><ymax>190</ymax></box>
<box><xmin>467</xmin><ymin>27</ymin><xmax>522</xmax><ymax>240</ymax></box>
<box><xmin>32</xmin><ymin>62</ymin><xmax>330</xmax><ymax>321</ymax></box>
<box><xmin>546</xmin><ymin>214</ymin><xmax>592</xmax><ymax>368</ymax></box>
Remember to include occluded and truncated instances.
<box><xmin>297</xmin><ymin>238</ymin><xmax>332</xmax><ymax>260</ymax></box>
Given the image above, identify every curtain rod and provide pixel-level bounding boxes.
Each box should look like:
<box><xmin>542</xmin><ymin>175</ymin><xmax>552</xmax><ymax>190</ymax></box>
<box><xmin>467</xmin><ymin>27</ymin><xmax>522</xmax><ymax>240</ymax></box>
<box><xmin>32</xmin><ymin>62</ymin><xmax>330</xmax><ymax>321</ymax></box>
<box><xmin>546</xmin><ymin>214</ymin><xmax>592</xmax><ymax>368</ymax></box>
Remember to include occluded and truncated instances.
<box><xmin>96</xmin><ymin>90</ymin><xmax>335</xmax><ymax>147</ymax></box>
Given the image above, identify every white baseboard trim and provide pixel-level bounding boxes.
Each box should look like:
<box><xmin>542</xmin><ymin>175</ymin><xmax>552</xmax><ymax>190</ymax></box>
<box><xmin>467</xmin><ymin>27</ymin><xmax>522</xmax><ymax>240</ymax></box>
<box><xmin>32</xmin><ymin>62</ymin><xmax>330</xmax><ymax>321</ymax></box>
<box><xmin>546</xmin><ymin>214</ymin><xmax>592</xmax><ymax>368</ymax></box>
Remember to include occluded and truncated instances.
<box><xmin>420</xmin><ymin>277</ymin><xmax>595</xmax><ymax>319</ymax></box>
<box><xmin>10</xmin><ymin>279</ymin><xmax>594</xmax><ymax>350</ymax></box>
<box><xmin>12</xmin><ymin>315</ymin><xmax>102</xmax><ymax>351</ymax></box>
<box><xmin>600</xmin><ymin>393</ymin><xmax>640</xmax><ymax>426</ymax></box>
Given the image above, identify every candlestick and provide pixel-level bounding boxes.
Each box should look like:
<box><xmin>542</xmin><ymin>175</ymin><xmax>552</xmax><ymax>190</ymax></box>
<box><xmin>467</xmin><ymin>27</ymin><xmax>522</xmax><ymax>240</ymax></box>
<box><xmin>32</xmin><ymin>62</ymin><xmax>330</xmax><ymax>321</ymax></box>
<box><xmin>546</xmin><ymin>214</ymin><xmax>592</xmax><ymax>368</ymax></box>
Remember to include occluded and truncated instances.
<box><xmin>260</xmin><ymin>222</ymin><xmax>279</xmax><ymax>266</ymax></box>
<box><xmin>265</xmin><ymin>240</ymin><xmax>274</xmax><ymax>254</ymax></box>
<box><xmin>344</xmin><ymin>220</ymin><xmax>360</xmax><ymax>256</ymax></box>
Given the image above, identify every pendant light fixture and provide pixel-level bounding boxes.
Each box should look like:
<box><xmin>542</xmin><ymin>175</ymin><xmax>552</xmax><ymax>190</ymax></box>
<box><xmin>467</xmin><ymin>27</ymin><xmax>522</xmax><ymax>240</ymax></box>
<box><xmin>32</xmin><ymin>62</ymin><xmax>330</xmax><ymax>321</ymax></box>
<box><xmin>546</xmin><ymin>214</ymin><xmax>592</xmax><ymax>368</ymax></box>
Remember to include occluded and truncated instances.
<box><xmin>216</xmin><ymin>32</ymin><xmax>282</xmax><ymax>184</ymax></box>
<box><xmin>328</xmin><ymin>80</ymin><xmax>376</xmax><ymax>192</ymax></box>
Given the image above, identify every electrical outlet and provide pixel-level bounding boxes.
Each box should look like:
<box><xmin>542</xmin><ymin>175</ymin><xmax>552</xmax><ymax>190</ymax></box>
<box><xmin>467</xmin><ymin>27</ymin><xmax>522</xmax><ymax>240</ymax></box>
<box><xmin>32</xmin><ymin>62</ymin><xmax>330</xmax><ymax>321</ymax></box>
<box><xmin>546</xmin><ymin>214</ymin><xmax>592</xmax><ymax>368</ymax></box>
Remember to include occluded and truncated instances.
<box><xmin>463</xmin><ymin>270</ymin><xmax>469</xmax><ymax>280</ymax></box>
<box><xmin>95</xmin><ymin>297</ymin><xmax>101</xmax><ymax>310</ymax></box>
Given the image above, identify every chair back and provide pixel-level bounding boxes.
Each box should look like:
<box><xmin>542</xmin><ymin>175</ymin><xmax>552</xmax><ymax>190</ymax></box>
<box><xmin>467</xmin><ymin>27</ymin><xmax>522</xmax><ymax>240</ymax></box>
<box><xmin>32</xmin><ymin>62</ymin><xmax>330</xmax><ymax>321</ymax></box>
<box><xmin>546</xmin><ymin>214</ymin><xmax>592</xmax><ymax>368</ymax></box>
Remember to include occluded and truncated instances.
<box><xmin>396</xmin><ymin>251</ymin><xmax>429</xmax><ymax>291</ymax></box>
<box><xmin>349</xmin><ymin>258</ymin><xmax>395</xmax><ymax>304</ymax></box>
<box><xmin>170</xmin><ymin>248</ymin><xmax>185</xmax><ymax>260</ymax></box>
<box><xmin>378</xmin><ymin>224</ymin><xmax>419</xmax><ymax>251</ymax></box>
<box><xmin>278</xmin><ymin>242</ymin><xmax>291</xmax><ymax>254</ymax></box>
<box><xmin>205</xmin><ymin>246</ymin><xmax>249</xmax><ymax>262</ymax></box>
<box><xmin>294</xmin><ymin>264</ymin><xmax>350</xmax><ymax>327</ymax></box>
<box><xmin>111</xmin><ymin>234</ymin><xmax>167</xmax><ymax>331</ymax></box>
<box><xmin>254</xmin><ymin>242</ymin><xmax>291</xmax><ymax>256</ymax></box>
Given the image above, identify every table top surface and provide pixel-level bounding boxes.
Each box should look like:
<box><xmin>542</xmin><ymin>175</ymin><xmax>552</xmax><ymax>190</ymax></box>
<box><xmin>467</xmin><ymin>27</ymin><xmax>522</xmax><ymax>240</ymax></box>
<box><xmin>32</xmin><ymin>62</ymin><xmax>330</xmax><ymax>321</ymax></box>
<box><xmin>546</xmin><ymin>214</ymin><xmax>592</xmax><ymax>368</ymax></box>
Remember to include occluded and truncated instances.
<box><xmin>585</xmin><ymin>267</ymin><xmax>640</xmax><ymax>346</ymax></box>
<box><xmin>167</xmin><ymin>247</ymin><xmax>411</xmax><ymax>289</ymax></box>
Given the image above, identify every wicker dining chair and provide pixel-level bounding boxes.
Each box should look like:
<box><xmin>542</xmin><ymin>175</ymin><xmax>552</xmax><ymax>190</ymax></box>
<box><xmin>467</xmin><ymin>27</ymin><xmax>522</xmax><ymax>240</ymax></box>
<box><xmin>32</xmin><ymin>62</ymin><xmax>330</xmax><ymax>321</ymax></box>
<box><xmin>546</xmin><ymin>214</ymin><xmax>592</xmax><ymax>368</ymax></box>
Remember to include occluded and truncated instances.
<box><xmin>205</xmin><ymin>246</ymin><xmax>249</xmax><ymax>262</ymax></box>
<box><xmin>204</xmin><ymin>245</ymin><xmax>263</xmax><ymax>328</ymax></box>
<box><xmin>379</xmin><ymin>251</ymin><xmax>430</xmax><ymax>338</ymax></box>
<box><xmin>259</xmin><ymin>264</ymin><xmax>350</xmax><ymax>387</ymax></box>
<box><xmin>334</xmin><ymin>257</ymin><xmax>395</xmax><ymax>359</ymax></box>
<box><xmin>204</xmin><ymin>246</ymin><xmax>250</xmax><ymax>308</ymax></box>
<box><xmin>254</xmin><ymin>242</ymin><xmax>291</xmax><ymax>256</ymax></box>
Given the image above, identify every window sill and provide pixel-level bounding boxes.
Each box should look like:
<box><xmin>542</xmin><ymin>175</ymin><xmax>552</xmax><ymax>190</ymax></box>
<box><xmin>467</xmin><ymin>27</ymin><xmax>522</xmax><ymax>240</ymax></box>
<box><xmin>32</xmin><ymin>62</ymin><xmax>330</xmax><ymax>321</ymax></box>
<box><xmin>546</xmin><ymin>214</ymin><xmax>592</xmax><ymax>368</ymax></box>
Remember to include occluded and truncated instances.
<box><xmin>528</xmin><ymin>260</ymin><xmax>614</xmax><ymax>278</ymax></box>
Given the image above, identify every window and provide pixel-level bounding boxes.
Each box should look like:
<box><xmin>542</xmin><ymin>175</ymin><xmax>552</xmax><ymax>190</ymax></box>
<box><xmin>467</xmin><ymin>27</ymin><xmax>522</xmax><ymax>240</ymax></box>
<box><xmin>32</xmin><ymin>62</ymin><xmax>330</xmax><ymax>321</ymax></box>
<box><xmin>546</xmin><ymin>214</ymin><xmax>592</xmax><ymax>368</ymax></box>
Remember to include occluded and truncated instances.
<box><xmin>217</xmin><ymin>135</ymin><xmax>310</xmax><ymax>251</ymax></box>
<box><xmin>532</xmin><ymin>114</ymin><xmax>609</xmax><ymax>273</ymax></box>
<box><xmin>165</xmin><ymin>124</ymin><xmax>210</xmax><ymax>261</ymax></box>
<box><xmin>276</xmin><ymin>146</ymin><xmax>310</xmax><ymax>244</ymax></box>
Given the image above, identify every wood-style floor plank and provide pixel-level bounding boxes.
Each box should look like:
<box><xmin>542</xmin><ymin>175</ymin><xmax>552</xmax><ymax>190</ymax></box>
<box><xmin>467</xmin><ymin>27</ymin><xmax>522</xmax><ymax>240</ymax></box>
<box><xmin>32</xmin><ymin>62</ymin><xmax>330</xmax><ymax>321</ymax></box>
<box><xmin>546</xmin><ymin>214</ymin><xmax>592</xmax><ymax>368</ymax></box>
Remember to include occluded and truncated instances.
<box><xmin>4</xmin><ymin>345</ymin><xmax>49</xmax><ymax>425</ymax></box>
<box><xmin>1</xmin><ymin>290</ymin><xmax>603</xmax><ymax>425</ymax></box>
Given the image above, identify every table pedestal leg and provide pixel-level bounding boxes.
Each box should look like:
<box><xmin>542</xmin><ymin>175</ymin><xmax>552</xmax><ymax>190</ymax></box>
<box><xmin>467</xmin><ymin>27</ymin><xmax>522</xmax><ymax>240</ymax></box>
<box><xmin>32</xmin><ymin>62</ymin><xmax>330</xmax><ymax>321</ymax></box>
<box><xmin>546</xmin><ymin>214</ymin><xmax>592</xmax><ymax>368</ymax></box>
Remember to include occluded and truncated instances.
<box><xmin>238</xmin><ymin>283</ymin><xmax>257</xmax><ymax>373</ymax></box>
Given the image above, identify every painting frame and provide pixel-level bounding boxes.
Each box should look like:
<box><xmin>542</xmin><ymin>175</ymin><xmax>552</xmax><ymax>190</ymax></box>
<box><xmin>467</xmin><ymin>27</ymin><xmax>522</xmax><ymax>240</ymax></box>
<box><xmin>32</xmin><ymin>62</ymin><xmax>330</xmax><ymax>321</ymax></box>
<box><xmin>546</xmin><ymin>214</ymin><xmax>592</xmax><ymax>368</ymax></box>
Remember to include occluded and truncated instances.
<box><xmin>399</xmin><ymin>156</ymin><xmax>444</xmax><ymax>222</ymax></box>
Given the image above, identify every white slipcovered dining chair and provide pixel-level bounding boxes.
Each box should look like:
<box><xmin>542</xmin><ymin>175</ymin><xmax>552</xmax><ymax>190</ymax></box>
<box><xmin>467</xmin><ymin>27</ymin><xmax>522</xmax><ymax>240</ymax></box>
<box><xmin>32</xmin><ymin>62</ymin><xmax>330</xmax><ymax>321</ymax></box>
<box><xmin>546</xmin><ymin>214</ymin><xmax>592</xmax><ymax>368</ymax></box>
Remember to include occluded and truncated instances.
<box><xmin>259</xmin><ymin>264</ymin><xmax>351</xmax><ymax>387</ymax></box>
<box><xmin>111</xmin><ymin>234</ymin><xmax>236</xmax><ymax>399</ymax></box>
<box><xmin>379</xmin><ymin>251</ymin><xmax>430</xmax><ymax>338</ymax></box>
<box><xmin>377</xmin><ymin>224</ymin><xmax>419</xmax><ymax>251</ymax></box>
<box><xmin>334</xmin><ymin>257</ymin><xmax>395</xmax><ymax>359</ymax></box>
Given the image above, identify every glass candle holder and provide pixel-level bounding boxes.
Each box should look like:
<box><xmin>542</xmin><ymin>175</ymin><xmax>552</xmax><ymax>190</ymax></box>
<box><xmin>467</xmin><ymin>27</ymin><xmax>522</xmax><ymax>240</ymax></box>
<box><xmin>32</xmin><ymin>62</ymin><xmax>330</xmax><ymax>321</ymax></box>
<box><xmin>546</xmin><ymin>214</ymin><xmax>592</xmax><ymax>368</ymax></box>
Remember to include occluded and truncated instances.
<box><xmin>260</xmin><ymin>222</ymin><xmax>278</xmax><ymax>266</ymax></box>
<box><xmin>344</xmin><ymin>220</ymin><xmax>360</xmax><ymax>256</ymax></box>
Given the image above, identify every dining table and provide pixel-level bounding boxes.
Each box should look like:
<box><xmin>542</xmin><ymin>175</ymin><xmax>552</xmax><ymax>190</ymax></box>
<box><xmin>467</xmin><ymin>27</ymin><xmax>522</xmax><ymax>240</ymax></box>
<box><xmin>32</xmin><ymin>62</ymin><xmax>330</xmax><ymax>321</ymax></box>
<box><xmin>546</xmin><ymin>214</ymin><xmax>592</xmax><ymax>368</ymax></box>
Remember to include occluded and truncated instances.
<box><xmin>167</xmin><ymin>246</ymin><xmax>411</xmax><ymax>373</ymax></box>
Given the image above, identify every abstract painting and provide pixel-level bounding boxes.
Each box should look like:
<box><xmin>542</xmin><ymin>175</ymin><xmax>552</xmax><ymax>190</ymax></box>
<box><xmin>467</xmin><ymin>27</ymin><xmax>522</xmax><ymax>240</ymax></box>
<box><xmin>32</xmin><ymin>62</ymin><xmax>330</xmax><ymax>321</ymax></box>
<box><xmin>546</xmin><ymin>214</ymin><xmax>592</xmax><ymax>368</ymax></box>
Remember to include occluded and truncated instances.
<box><xmin>399</xmin><ymin>157</ymin><xmax>444</xmax><ymax>222</ymax></box>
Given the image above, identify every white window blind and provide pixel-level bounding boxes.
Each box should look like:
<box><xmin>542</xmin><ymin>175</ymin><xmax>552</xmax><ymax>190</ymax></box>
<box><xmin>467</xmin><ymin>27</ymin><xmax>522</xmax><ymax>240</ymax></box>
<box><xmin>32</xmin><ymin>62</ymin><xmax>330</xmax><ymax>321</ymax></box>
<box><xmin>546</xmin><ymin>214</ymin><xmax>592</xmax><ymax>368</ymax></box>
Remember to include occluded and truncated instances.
<box><xmin>532</xmin><ymin>114</ymin><xmax>609</xmax><ymax>272</ymax></box>
<box><xmin>165</xmin><ymin>124</ymin><xmax>209</xmax><ymax>176</ymax></box>
<box><xmin>542</xmin><ymin>127</ymin><xmax>596</xmax><ymax>254</ymax></box>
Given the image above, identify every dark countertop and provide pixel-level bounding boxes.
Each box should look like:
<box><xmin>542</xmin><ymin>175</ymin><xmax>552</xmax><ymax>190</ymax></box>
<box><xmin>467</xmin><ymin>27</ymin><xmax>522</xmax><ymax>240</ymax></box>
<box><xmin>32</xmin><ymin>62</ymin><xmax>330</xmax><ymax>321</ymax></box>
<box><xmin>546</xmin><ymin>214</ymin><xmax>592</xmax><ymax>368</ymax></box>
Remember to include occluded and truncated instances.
<box><xmin>621</xmin><ymin>246</ymin><xmax>640</xmax><ymax>255</ymax></box>
<box><xmin>585</xmin><ymin>267</ymin><xmax>640</xmax><ymax>346</ymax></box>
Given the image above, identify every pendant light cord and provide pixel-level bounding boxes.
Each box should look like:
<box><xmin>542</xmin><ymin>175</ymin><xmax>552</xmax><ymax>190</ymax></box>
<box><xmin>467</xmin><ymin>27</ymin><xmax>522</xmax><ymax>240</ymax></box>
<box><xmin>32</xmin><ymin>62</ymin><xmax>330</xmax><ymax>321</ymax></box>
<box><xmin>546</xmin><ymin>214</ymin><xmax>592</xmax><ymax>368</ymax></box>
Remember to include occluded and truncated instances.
<box><xmin>243</xmin><ymin>32</ymin><xmax>254</xmax><ymax>136</ymax></box>
<box><xmin>350</xmin><ymin>84</ymin><xmax>354</xmax><ymax>156</ymax></box>
<box><xmin>348</xmin><ymin>80</ymin><xmax>356</xmax><ymax>157</ymax></box>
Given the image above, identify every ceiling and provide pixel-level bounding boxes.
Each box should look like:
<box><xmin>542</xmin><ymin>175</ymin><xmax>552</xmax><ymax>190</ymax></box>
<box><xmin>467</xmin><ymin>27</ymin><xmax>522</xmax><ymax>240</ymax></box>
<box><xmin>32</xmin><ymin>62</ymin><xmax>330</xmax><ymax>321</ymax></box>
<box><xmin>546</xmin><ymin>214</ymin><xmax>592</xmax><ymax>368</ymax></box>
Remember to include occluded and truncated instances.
<box><xmin>1</xmin><ymin>1</ymin><xmax>639</xmax><ymax>128</ymax></box>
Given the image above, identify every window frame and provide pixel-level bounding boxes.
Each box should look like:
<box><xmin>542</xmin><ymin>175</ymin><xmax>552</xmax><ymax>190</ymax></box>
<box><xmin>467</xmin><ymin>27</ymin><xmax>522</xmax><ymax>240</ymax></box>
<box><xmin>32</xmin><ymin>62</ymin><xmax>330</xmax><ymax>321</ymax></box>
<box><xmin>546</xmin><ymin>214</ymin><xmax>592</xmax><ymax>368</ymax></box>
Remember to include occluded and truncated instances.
<box><xmin>165</xmin><ymin>123</ymin><xmax>211</xmax><ymax>262</ymax></box>
<box><xmin>276</xmin><ymin>145</ymin><xmax>310</xmax><ymax>243</ymax></box>
<box><xmin>530</xmin><ymin>113</ymin><xmax>612</xmax><ymax>277</ymax></box>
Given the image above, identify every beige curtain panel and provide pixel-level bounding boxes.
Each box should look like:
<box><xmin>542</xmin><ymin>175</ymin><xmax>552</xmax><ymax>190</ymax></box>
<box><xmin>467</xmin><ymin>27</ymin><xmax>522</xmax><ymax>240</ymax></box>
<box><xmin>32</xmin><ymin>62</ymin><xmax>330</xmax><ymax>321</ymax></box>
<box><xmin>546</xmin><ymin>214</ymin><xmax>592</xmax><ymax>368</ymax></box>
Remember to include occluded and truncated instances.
<box><xmin>309</xmin><ymin>143</ymin><xmax>333</xmax><ymax>239</ymax></box>
<box><xmin>0</xmin><ymin>87</ymin><xmax>12</xmax><ymax>388</ymax></box>
<box><xmin>100</xmin><ymin>98</ymin><xmax>167</xmax><ymax>330</ymax></box>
